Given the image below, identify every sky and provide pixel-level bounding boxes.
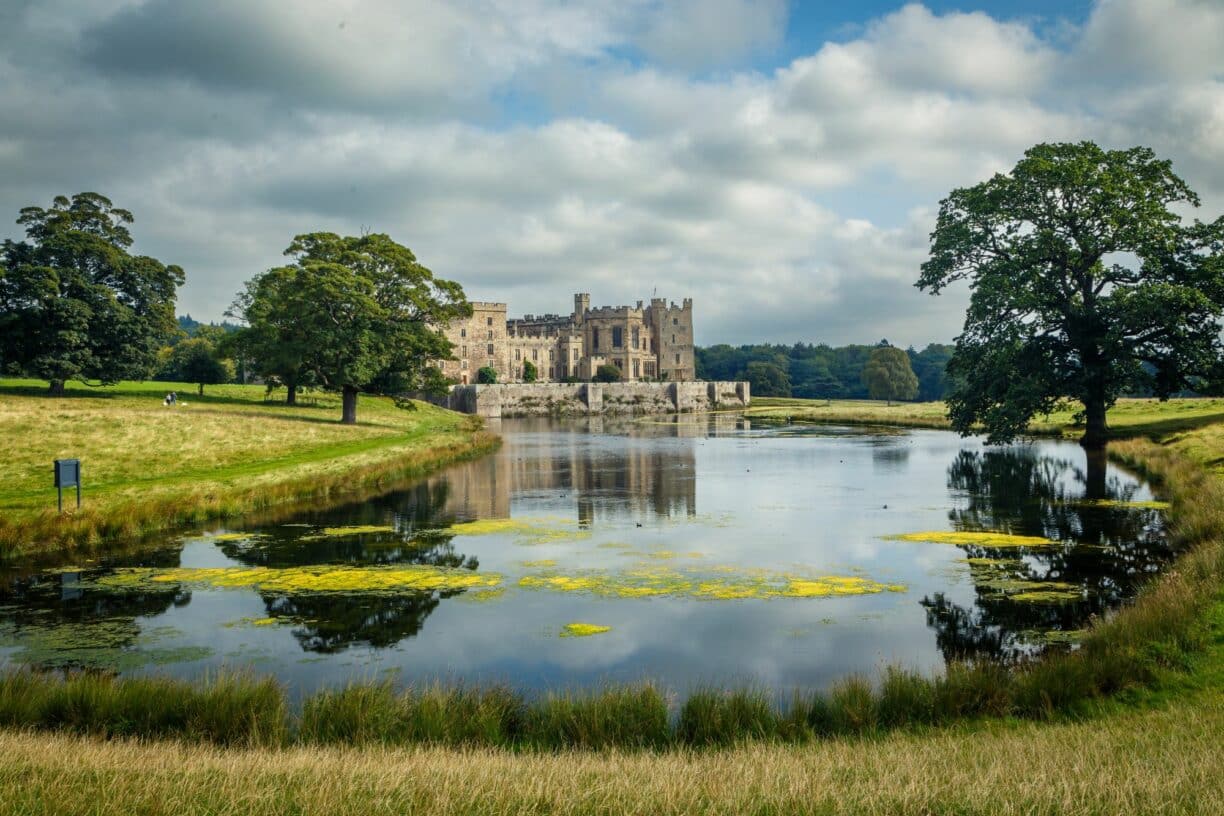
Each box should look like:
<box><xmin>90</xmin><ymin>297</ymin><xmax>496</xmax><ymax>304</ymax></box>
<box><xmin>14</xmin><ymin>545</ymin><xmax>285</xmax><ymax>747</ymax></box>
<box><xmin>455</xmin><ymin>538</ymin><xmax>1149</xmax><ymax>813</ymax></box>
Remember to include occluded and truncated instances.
<box><xmin>0</xmin><ymin>0</ymin><xmax>1221</xmax><ymax>347</ymax></box>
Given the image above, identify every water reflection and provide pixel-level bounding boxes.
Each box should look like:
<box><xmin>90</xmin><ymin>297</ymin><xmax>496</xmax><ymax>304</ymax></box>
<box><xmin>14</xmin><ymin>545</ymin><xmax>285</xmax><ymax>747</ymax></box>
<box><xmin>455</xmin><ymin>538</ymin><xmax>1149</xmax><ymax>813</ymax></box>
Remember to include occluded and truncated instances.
<box><xmin>922</xmin><ymin>447</ymin><xmax>1174</xmax><ymax>662</ymax></box>
<box><xmin>0</xmin><ymin>418</ymin><xmax>1173</xmax><ymax>692</ymax></box>
<box><xmin>0</xmin><ymin>548</ymin><xmax>190</xmax><ymax>671</ymax></box>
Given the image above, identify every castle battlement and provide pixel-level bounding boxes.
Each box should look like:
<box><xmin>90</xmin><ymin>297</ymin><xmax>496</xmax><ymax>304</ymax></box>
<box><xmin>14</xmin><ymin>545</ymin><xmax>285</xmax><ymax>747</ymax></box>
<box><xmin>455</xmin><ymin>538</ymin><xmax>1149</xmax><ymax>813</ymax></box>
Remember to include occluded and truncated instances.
<box><xmin>441</xmin><ymin>292</ymin><xmax>695</xmax><ymax>385</ymax></box>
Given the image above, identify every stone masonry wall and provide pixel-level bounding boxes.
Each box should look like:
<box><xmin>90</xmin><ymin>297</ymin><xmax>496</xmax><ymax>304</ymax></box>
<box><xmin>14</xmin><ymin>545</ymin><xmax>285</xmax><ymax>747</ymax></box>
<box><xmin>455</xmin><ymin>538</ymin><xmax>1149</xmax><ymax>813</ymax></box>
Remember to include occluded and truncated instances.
<box><xmin>443</xmin><ymin>381</ymin><xmax>750</xmax><ymax>418</ymax></box>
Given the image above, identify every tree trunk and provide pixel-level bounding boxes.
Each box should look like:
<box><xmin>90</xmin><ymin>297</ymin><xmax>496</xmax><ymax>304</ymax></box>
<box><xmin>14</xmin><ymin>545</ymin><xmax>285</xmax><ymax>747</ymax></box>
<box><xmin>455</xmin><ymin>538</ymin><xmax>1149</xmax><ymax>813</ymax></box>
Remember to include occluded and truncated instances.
<box><xmin>341</xmin><ymin>386</ymin><xmax>359</xmax><ymax>425</ymax></box>
<box><xmin>48</xmin><ymin>379</ymin><xmax>65</xmax><ymax>397</ymax></box>
<box><xmin>286</xmin><ymin>383</ymin><xmax>297</xmax><ymax>406</ymax></box>
<box><xmin>1084</xmin><ymin>448</ymin><xmax>1108</xmax><ymax>501</ymax></box>
<box><xmin>198</xmin><ymin>382</ymin><xmax>204</xmax><ymax>397</ymax></box>
<box><xmin>1081</xmin><ymin>394</ymin><xmax>1108</xmax><ymax>450</ymax></box>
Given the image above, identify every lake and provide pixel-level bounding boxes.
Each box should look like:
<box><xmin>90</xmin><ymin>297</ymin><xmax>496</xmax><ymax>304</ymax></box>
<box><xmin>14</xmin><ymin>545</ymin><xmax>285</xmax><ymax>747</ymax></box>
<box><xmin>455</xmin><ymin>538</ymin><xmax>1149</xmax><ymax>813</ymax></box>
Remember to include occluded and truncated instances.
<box><xmin>0</xmin><ymin>416</ymin><xmax>1175</xmax><ymax>698</ymax></box>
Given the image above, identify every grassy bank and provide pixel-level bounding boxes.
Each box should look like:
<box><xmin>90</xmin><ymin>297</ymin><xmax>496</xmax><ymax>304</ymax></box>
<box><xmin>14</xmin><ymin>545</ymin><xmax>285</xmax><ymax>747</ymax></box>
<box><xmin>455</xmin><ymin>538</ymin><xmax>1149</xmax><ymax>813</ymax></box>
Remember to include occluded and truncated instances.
<box><xmin>0</xmin><ymin>380</ymin><xmax>498</xmax><ymax>558</ymax></box>
<box><xmin>748</xmin><ymin>395</ymin><xmax>1224</xmax><ymax>439</ymax></box>
<box><xmin>0</xmin><ymin>666</ymin><xmax>1221</xmax><ymax>814</ymax></box>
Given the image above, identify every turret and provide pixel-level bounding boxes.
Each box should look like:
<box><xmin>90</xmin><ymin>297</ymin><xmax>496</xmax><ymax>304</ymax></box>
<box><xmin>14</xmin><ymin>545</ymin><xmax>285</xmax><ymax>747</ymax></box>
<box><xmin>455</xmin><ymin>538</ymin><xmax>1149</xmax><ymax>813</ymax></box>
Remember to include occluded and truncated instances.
<box><xmin>573</xmin><ymin>293</ymin><xmax>590</xmax><ymax>325</ymax></box>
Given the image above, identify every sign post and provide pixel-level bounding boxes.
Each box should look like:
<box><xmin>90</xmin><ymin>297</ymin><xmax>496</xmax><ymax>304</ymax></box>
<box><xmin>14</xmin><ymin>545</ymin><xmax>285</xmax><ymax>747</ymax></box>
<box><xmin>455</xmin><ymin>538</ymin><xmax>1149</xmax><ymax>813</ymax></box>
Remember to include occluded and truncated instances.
<box><xmin>54</xmin><ymin>458</ymin><xmax>81</xmax><ymax>512</ymax></box>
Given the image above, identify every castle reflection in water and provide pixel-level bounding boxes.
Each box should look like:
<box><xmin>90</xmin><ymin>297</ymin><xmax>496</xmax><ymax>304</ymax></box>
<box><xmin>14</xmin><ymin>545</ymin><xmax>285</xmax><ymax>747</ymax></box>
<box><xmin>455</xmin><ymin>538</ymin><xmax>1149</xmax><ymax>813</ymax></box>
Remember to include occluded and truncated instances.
<box><xmin>423</xmin><ymin>415</ymin><xmax>750</xmax><ymax>527</ymax></box>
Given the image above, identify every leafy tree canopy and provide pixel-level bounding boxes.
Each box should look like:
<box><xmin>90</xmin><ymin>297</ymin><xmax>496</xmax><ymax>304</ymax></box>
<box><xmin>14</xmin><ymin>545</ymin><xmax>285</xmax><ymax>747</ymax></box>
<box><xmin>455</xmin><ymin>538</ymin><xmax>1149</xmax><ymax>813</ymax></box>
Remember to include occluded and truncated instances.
<box><xmin>522</xmin><ymin>360</ymin><xmax>538</xmax><ymax>383</ymax></box>
<box><xmin>745</xmin><ymin>360</ymin><xmax>790</xmax><ymax>397</ymax></box>
<box><xmin>233</xmin><ymin>233</ymin><xmax>469</xmax><ymax>423</ymax></box>
<box><xmin>919</xmin><ymin>142</ymin><xmax>1224</xmax><ymax>448</ymax></box>
<box><xmin>157</xmin><ymin>334</ymin><xmax>235</xmax><ymax>395</ymax></box>
<box><xmin>861</xmin><ymin>345</ymin><xmax>919</xmax><ymax>404</ymax></box>
<box><xmin>0</xmin><ymin>193</ymin><xmax>184</xmax><ymax>393</ymax></box>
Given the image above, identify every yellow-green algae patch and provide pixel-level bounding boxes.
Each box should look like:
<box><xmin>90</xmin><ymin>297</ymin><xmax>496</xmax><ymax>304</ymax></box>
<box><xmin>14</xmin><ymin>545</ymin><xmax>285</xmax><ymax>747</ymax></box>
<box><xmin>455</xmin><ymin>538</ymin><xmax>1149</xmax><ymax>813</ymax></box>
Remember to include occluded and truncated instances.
<box><xmin>457</xmin><ymin>587</ymin><xmax>507</xmax><ymax>603</ymax></box>
<box><xmin>560</xmin><ymin>623</ymin><xmax>611</xmax><ymax>637</ymax></box>
<box><xmin>88</xmin><ymin>565</ymin><xmax>501</xmax><ymax>595</ymax></box>
<box><xmin>1075</xmin><ymin>499</ymin><xmax>1171</xmax><ymax>511</ymax></box>
<box><xmin>956</xmin><ymin>557</ymin><xmax>1021</xmax><ymax>568</ymax></box>
<box><xmin>959</xmin><ymin>559</ymin><xmax>1084</xmax><ymax>603</ymax></box>
<box><xmin>319</xmin><ymin>525</ymin><xmax>397</xmax><ymax>536</ymax></box>
<box><xmin>520</xmin><ymin>559</ymin><xmax>557</xmax><ymax>568</ymax></box>
<box><xmin>448</xmin><ymin>516</ymin><xmax>591</xmax><ymax>545</ymax></box>
<box><xmin>519</xmin><ymin>566</ymin><xmax>905</xmax><ymax>601</ymax></box>
<box><xmin>207</xmin><ymin>532</ymin><xmax>268</xmax><ymax>543</ymax></box>
<box><xmin>223</xmin><ymin>616</ymin><xmax>282</xmax><ymax>628</ymax></box>
<box><xmin>887</xmin><ymin>531</ymin><xmax>1058</xmax><ymax>548</ymax></box>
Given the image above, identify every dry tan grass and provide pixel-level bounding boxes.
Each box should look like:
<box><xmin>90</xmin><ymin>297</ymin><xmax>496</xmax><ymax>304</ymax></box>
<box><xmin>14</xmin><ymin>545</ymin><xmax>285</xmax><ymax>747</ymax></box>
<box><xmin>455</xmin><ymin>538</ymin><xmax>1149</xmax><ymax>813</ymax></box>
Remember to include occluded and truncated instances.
<box><xmin>0</xmin><ymin>691</ymin><xmax>1220</xmax><ymax>815</ymax></box>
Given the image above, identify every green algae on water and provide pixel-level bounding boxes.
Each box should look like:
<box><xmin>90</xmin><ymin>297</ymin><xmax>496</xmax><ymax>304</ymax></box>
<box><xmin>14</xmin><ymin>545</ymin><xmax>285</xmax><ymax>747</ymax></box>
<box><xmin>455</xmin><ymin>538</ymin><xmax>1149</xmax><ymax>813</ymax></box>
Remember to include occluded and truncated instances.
<box><xmin>887</xmin><ymin>531</ymin><xmax>1059</xmax><ymax>548</ymax></box>
<box><xmin>0</xmin><ymin>618</ymin><xmax>211</xmax><ymax>671</ymax></box>
<box><xmin>87</xmin><ymin>565</ymin><xmax>502</xmax><ymax>595</ymax></box>
<box><xmin>448</xmin><ymin>516</ymin><xmax>591</xmax><ymax>545</ymax></box>
<box><xmin>318</xmin><ymin>525</ymin><xmax>397</xmax><ymax>536</ymax></box>
<box><xmin>1075</xmin><ymin>499</ymin><xmax>1171</xmax><ymax>511</ymax></box>
<box><xmin>207</xmin><ymin>532</ymin><xmax>269</xmax><ymax>543</ymax></box>
<box><xmin>519</xmin><ymin>566</ymin><xmax>905</xmax><ymax>601</ymax></box>
<box><xmin>457</xmin><ymin>587</ymin><xmax>507</xmax><ymax>604</ymax></box>
<box><xmin>560</xmin><ymin>622</ymin><xmax>611</xmax><ymax>637</ymax></box>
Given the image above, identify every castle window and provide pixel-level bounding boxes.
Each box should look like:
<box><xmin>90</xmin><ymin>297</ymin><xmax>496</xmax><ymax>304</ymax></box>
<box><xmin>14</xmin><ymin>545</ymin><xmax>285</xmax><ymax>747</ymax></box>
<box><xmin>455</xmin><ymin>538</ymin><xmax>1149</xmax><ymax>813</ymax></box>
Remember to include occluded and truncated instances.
<box><xmin>488</xmin><ymin>344</ymin><xmax>494</xmax><ymax>355</ymax></box>
<box><xmin>572</xmin><ymin>349</ymin><xmax>578</xmax><ymax>362</ymax></box>
<box><xmin>675</xmin><ymin>353</ymin><xmax>680</xmax><ymax>364</ymax></box>
<box><xmin>488</xmin><ymin>330</ymin><xmax>493</xmax><ymax>340</ymax></box>
<box><xmin>593</xmin><ymin>329</ymin><xmax>600</xmax><ymax>350</ymax></box>
<box><xmin>632</xmin><ymin>328</ymin><xmax>639</xmax><ymax>349</ymax></box>
<box><xmin>672</xmin><ymin>334</ymin><xmax>676</xmax><ymax>344</ymax></box>
<box><xmin>460</xmin><ymin>328</ymin><xmax>466</xmax><ymax>338</ymax></box>
<box><xmin>633</xmin><ymin>359</ymin><xmax>640</xmax><ymax>379</ymax></box>
<box><xmin>462</xmin><ymin>345</ymin><xmax>467</xmax><ymax>356</ymax></box>
<box><xmin>515</xmin><ymin>349</ymin><xmax>521</xmax><ymax>361</ymax></box>
<box><xmin>487</xmin><ymin>317</ymin><xmax>493</xmax><ymax>326</ymax></box>
<box><xmin>548</xmin><ymin>349</ymin><xmax>554</xmax><ymax>361</ymax></box>
<box><xmin>612</xmin><ymin>327</ymin><xmax>623</xmax><ymax>348</ymax></box>
<box><xmin>461</xmin><ymin>359</ymin><xmax>468</xmax><ymax>370</ymax></box>
<box><xmin>532</xmin><ymin>349</ymin><xmax>538</xmax><ymax>361</ymax></box>
<box><xmin>673</xmin><ymin>317</ymin><xmax>678</xmax><ymax>325</ymax></box>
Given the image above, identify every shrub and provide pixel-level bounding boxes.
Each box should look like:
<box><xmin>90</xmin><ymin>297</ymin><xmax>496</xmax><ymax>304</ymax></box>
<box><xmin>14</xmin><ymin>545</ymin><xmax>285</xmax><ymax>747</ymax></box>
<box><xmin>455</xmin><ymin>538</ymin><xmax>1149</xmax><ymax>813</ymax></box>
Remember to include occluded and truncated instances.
<box><xmin>594</xmin><ymin>364</ymin><xmax>622</xmax><ymax>383</ymax></box>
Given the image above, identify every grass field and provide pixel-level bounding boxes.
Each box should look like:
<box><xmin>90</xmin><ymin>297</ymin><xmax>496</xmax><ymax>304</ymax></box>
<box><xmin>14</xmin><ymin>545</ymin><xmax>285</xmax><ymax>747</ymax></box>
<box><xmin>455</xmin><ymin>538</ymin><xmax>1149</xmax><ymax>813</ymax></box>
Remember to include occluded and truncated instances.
<box><xmin>0</xmin><ymin>380</ymin><xmax>498</xmax><ymax>557</ymax></box>
<box><xmin>748</xmin><ymin>395</ymin><xmax>1224</xmax><ymax>440</ymax></box>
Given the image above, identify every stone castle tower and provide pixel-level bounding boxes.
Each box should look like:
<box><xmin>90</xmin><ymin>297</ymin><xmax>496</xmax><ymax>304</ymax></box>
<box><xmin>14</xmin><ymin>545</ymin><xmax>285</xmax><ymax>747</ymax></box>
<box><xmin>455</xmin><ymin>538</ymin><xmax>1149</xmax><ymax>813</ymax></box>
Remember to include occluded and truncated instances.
<box><xmin>439</xmin><ymin>293</ymin><xmax>696</xmax><ymax>385</ymax></box>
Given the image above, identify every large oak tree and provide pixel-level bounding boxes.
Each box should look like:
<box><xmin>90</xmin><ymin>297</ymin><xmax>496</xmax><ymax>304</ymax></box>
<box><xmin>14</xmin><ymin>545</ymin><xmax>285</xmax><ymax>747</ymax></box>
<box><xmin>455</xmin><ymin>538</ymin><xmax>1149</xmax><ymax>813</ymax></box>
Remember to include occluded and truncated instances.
<box><xmin>0</xmin><ymin>193</ymin><xmax>183</xmax><ymax>394</ymax></box>
<box><xmin>918</xmin><ymin>142</ymin><xmax>1224</xmax><ymax>448</ymax></box>
<box><xmin>234</xmin><ymin>233</ymin><xmax>469</xmax><ymax>424</ymax></box>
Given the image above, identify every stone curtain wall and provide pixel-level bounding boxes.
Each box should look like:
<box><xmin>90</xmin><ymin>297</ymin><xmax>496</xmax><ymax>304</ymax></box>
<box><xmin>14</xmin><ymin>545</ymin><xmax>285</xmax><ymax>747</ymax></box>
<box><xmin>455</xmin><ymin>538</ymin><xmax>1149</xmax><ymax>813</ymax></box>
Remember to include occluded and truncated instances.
<box><xmin>444</xmin><ymin>381</ymin><xmax>750</xmax><ymax>418</ymax></box>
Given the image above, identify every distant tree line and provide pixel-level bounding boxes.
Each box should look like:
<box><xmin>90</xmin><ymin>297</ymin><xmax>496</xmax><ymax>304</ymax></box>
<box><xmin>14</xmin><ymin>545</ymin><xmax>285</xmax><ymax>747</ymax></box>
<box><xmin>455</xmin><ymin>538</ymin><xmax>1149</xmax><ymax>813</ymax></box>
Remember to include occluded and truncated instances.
<box><xmin>697</xmin><ymin>341</ymin><xmax>953</xmax><ymax>401</ymax></box>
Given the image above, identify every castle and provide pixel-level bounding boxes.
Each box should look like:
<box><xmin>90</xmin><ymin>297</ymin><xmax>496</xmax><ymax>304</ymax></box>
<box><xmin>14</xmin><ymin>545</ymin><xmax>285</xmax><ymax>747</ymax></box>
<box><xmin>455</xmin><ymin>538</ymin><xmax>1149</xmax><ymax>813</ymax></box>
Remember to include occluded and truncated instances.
<box><xmin>439</xmin><ymin>294</ymin><xmax>695</xmax><ymax>384</ymax></box>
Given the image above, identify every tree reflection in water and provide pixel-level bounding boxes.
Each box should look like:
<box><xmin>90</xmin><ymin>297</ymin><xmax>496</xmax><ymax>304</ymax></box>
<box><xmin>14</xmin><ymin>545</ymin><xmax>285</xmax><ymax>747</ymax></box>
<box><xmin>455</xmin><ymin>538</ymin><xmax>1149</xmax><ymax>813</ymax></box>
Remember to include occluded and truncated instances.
<box><xmin>922</xmin><ymin>447</ymin><xmax>1175</xmax><ymax>663</ymax></box>
<box><xmin>220</xmin><ymin>480</ymin><xmax>479</xmax><ymax>654</ymax></box>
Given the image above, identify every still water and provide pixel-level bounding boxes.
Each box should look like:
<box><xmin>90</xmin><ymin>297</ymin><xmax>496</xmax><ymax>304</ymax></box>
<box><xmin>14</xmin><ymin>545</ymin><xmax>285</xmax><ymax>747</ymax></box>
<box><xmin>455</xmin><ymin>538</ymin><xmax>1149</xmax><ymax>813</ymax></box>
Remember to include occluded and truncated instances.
<box><xmin>0</xmin><ymin>416</ymin><xmax>1174</xmax><ymax>696</ymax></box>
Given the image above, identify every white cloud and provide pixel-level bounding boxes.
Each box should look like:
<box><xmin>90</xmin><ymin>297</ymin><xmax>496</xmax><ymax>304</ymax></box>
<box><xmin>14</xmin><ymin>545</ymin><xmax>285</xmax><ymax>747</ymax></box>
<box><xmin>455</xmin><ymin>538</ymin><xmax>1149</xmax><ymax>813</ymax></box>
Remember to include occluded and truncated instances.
<box><xmin>635</xmin><ymin>0</ymin><xmax>789</xmax><ymax>72</ymax></box>
<box><xmin>1</xmin><ymin>1</ymin><xmax>1222</xmax><ymax>345</ymax></box>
